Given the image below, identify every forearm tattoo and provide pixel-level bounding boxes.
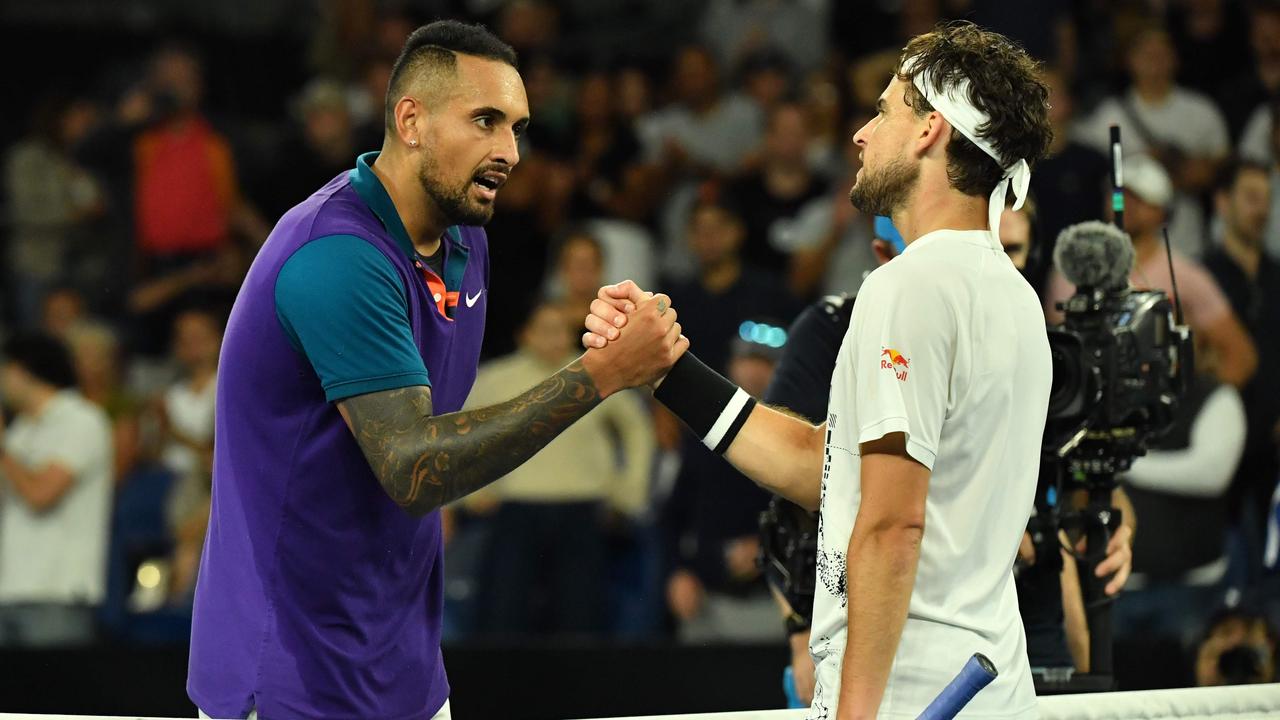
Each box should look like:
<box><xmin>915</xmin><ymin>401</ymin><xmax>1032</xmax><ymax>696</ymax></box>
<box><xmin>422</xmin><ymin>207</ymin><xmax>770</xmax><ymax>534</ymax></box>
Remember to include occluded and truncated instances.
<box><xmin>338</xmin><ymin>360</ymin><xmax>603</xmax><ymax>515</ymax></box>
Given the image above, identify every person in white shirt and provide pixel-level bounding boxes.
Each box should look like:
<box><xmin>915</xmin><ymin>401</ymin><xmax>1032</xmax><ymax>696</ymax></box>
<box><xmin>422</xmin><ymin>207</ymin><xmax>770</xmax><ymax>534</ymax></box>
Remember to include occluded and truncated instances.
<box><xmin>0</xmin><ymin>332</ymin><xmax>113</xmax><ymax>647</ymax></box>
<box><xmin>586</xmin><ymin>22</ymin><xmax>1055</xmax><ymax>719</ymax></box>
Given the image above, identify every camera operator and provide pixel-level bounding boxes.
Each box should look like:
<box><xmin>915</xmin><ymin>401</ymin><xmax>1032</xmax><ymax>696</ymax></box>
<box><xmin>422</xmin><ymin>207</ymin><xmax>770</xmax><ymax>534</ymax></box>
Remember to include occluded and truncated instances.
<box><xmin>1195</xmin><ymin>607</ymin><xmax>1278</xmax><ymax>687</ymax></box>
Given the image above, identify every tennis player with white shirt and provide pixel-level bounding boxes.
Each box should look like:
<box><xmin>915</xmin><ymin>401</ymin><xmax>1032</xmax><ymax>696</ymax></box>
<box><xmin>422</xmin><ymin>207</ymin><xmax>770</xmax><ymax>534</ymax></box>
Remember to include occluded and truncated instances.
<box><xmin>585</xmin><ymin>23</ymin><xmax>1055</xmax><ymax>719</ymax></box>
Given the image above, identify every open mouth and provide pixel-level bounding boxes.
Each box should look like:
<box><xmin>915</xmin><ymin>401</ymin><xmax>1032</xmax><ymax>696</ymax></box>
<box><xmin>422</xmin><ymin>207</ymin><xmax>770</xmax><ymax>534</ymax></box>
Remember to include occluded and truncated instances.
<box><xmin>472</xmin><ymin>170</ymin><xmax>507</xmax><ymax>200</ymax></box>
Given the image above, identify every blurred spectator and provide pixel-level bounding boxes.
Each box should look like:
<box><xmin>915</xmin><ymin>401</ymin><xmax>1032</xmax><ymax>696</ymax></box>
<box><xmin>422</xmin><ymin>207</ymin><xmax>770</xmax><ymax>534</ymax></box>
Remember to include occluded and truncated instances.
<box><xmin>637</xmin><ymin>44</ymin><xmax>763</xmax><ymax>177</ymax></box>
<box><xmin>495</xmin><ymin>0</ymin><xmax>561</xmax><ymax>58</ymax></box>
<box><xmin>466</xmin><ymin>302</ymin><xmax>655</xmax><ymax>636</ymax></box>
<box><xmin>1115</xmin><ymin>334</ymin><xmax>1246</xmax><ymax>650</ymax></box>
<box><xmin>1204</xmin><ymin>160</ymin><xmax>1280</xmax><ymax>571</ymax></box>
<box><xmin>568</xmin><ymin>71</ymin><xmax>645</xmax><ymax>218</ymax></box>
<box><xmin>726</xmin><ymin>102</ymin><xmax>827</xmax><ymax>279</ymax></box>
<box><xmin>1031</xmin><ymin>68</ymin><xmax>1109</xmax><ymax>268</ymax></box>
<box><xmin>700</xmin><ymin>0</ymin><xmax>826</xmax><ymax>75</ymax></box>
<box><xmin>64</xmin><ymin>321</ymin><xmax>142</xmax><ymax>485</ymax></box>
<box><xmin>962</xmin><ymin>0</ymin><xmax>1076</xmax><ymax>69</ymax></box>
<box><xmin>1239</xmin><ymin>99</ymin><xmax>1280</xmax><ymax>259</ymax></box>
<box><xmin>1218</xmin><ymin>1</ymin><xmax>1280</xmax><ymax>143</ymax></box>
<box><xmin>665</xmin><ymin>189</ymin><xmax>801</xmax><ymax>375</ymax></box>
<box><xmin>546</xmin><ymin>229</ymin><xmax>608</xmax><ymax>318</ymax></box>
<box><xmin>41</xmin><ymin>285</ymin><xmax>88</xmax><ymax>340</ymax></box>
<box><xmin>778</xmin><ymin>114</ymin><xmax>877</xmax><ymax>299</ymax></box>
<box><xmin>349</xmin><ymin>56</ymin><xmax>394</xmax><ymax>151</ymax></box>
<box><xmin>1044</xmin><ymin>156</ymin><xmax>1257</xmax><ymax>390</ymax></box>
<box><xmin>0</xmin><ymin>332</ymin><xmax>113</xmax><ymax>647</ymax></box>
<box><xmin>1077</xmin><ymin>26</ymin><xmax>1230</xmax><ymax>257</ymax></box>
<box><xmin>1166</xmin><ymin>0</ymin><xmax>1252</xmax><ymax>102</ymax></box>
<box><xmin>3</xmin><ymin>93</ymin><xmax>103</xmax><ymax>324</ymax></box>
<box><xmin>521</xmin><ymin>54</ymin><xmax>578</xmax><ymax>158</ymax></box>
<box><xmin>263</xmin><ymin>79</ymin><xmax>356</xmax><ymax>219</ymax></box>
<box><xmin>1195</xmin><ymin>608</ymin><xmax>1278</xmax><ymax>686</ymax></box>
<box><xmin>155</xmin><ymin>306</ymin><xmax>221</xmax><ymax>591</ymax></box>
<box><xmin>662</xmin><ymin>333</ymin><xmax>783</xmax><ymax>644</ymax></box>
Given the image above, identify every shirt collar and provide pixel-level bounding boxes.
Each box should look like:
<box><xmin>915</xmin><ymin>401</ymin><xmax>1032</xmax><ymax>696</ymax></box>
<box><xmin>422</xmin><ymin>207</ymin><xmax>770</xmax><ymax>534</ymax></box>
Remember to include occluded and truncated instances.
<box><xmin>348</xmin><ymin>151</ymin><xmax>416</xmax><ymax>258</ymax></box>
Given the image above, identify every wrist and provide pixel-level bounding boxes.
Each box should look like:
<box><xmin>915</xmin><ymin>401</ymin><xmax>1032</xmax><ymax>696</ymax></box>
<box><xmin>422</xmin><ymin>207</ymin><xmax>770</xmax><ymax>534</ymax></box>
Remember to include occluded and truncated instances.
<box><xmin>579</xmin><ymin>350</ymin><xmax>618</xmax><ymax>399</ymax></box>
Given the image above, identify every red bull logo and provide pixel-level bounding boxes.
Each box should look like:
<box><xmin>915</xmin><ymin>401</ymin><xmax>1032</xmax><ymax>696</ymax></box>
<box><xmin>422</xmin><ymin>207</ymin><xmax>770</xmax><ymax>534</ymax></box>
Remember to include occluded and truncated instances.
<box><xmin>881</xmin><ymin>348</ymin><xmax>910</xmax><ymax>381</ymax></box>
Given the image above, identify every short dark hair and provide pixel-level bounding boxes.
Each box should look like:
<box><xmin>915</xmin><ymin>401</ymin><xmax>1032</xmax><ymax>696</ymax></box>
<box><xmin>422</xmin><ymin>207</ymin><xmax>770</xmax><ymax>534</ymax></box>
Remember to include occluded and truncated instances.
<box><xmin>384</xmin><ymin>20</ymin><xmax>518</xmax><ymax>132</ymax></box>
<box><xmin>3</xmin><ymin>332</ymin><xmax>77</xmax><ymax>389</ymax></box>
<box><xmin>896</xmin><ymin>21</ymin><xmax>1054</xmax><ymax>198</ymax></box>
<box><xmin>1215</xmin><ymin>157</ymin><xmax>1270</xmax><ymax>195</ymax></box>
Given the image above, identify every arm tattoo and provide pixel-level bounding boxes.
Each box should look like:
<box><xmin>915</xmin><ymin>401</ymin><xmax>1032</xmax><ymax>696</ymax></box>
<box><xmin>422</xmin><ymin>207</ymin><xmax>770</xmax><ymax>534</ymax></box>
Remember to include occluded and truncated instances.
<box><xmin>338</xmin><ymin>360</ymin><xmax>603</xmax><ymax>515</ymax></box>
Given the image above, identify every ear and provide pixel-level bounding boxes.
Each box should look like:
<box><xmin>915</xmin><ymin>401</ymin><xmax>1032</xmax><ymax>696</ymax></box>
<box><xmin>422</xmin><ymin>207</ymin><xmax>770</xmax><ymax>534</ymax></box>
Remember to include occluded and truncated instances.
<box><xmin>393</xmin><ymin>95</ymin><xmax>423</xmax><ymax>147</ymax></box>
<box><xmin>914</xmin><ymin>111</ymin><xmax>949</xmax><ymax>159</ymax></box>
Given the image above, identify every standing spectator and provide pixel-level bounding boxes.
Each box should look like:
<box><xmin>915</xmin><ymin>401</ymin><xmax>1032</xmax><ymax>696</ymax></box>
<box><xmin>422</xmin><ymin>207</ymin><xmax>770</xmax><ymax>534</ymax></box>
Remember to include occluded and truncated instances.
<box><xmin>637</xmin><ymin>44</ymin><xmax>763</xmax><ymax>177</ymax></box>
<box><xmin>263</xmin><ymin>79</ymin><xmax>356</xmax><ymax>220</ymax></box>
<box><xmin>1077</xmin><ymin>26</ymin><xmax>1230</xmax><ymax>257</ymax></box>
<box><xmin>0</xmin><ymin>332</ymin><xmax>113</xmax><ymax>647</ymax></box>
<box><xmin>725</xmin><ymin>102</ymin><xmax>828</xmax><ymax>280</ymax></box>
<box><xmin>1203</xmin><ymin>160</ymin><xmax>1280</xmax><ymax>574</ymax></box>
<box><xmin>1240</xmin><ymin>99</ymin><xmax>1280</xmax><ymax>259</ymax></box>
<box><xmin>1045</xmin><ymin>156</ymin><xmax>1257</xmax><ymax>390</ymax></box>
<box><xmin>1166</xmin><ymin>0</ymin><xmax>1252</xmax><ymax>102</ymax></box>
<box><xmin>3</xmin><ymin>94</ymin><xmax>103</xmax><ymax>325</ymax></box>
<box><xmin>1218</xmin><ymin>1</ymin><xmax>1280</xmax><ymax>143</ymax></box>
<box><xmin>41</xmin><ymin>285</ymin><xmax>88</xmax><ymax>340</ymax></box>
<box><xmin>155</xmin><ymin>305</ymin><xmax>221</xmax><ymax>598</ymax></box>
<box><xmin>662</xmin><ymin>333</ymin><xmax>783</xmax><ymax>644</ymax></box>
<box><xmin>1031</xmin><ymin>68</ymin><xmax>1109</xmax><ymax>267</ymax></box>
<box><xmin>664</xmin><ymin>189</ymin><xmax>801</xmax><ymax>375</ymax></box>
<box><xmin>467</xmin><ymin>302</ymin><xmax>655</xmax><ymax>636</ymax></box>
<box><xmin>64</xmin><ymin>320</ymin><xmax>142</xmax><ymax>485</ymax></box>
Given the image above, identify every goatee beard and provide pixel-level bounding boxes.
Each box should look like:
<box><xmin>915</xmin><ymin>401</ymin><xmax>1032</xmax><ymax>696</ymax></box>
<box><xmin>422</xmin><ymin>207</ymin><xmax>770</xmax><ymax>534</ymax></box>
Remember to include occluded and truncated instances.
<box><xmin>849</xmin><ymin>156</ymin><xmax>919</xmax><ymax>217</ymax></box>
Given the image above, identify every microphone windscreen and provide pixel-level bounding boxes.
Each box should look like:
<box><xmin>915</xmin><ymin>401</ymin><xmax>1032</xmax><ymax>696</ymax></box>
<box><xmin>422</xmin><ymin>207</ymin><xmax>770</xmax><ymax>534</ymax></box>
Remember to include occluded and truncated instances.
<box><xmin>1053</xmin><ymin>221</ymin><xmax>1135</xmax><ymax>290</ymax></box>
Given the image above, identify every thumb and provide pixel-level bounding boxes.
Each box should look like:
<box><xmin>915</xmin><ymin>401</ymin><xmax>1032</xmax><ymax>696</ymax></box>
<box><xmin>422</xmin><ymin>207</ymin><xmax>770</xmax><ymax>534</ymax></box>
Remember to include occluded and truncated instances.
<box><xmin>604</xmin><ymin>279</ymin><xmax>651</xmax><ymax>304</ymax></box>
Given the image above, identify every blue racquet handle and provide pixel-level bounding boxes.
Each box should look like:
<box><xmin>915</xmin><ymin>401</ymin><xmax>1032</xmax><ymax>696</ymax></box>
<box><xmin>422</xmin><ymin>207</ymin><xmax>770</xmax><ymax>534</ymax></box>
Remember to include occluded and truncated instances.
<box><xmin>916</xmin><ymin>653</ymin><xmax>998</xmax><ymax>720</ymax></box>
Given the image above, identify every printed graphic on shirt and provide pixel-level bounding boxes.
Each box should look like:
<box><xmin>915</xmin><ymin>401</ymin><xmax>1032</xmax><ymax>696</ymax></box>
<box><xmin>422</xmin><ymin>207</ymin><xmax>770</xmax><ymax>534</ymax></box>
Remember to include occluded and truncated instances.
<box><xmin>880</xmin><ymin>347</ymin><xmax>910</xmax><ymax>382</ymax></box>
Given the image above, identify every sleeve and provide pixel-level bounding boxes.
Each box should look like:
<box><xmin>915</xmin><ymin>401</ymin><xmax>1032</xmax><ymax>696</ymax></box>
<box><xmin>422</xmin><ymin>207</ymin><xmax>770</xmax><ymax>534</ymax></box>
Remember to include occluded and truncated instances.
<box><xmin>764</xmin><ymin>299</ymin><xmax>847</xmax><ymax>423</ymax></box>
<box><xmin>275</xmin><ymin>234</ymin><xmax>430</xmax><ymax>402</ymax></box>
<box><xmin>601</xmin><ymin>390</ymin><xmax>657</xmax><ymax>517</ymax></box>
<box><xmin>1123</xmin><ymin>385</ymin><xmax>1245</xmax><ymax>497</ymax></box>
<box><xmin>47</xmin><ymin>407</ymin><xmax>112</xmax><ymax>481</ymax></box>
<box><xmin>848</xmin><ymin>271</ymin><xmax>954</xmax><ymax>470</ymax></box>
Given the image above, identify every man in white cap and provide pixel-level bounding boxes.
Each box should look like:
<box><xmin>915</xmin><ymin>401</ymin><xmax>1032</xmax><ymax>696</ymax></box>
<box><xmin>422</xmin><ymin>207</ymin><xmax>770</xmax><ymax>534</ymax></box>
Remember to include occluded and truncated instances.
<box><xmin>585</xmin><ymin>21</ymin><xmax>1058</xmax><ymax>718</ymax></box>
<box><xmin>1044</xmin><ymin>154</ymin><xmax>1257</xmax><ymax>390</ymax></box>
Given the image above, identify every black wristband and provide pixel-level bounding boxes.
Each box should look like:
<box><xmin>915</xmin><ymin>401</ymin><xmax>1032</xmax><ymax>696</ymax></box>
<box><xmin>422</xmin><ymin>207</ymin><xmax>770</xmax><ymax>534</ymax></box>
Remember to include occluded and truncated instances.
<box><xmin>654</xmin><ymin>351</ymin><xmax>756</xmax><ymax>454</ymax></box>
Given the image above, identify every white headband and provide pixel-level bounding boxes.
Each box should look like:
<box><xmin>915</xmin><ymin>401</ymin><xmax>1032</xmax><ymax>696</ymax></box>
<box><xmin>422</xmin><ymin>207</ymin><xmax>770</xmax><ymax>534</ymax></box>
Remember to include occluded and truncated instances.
<box><xmin>909</xmin><ymin>63</ymin><xmax>1030</xmax><ymax>252</ymax></box>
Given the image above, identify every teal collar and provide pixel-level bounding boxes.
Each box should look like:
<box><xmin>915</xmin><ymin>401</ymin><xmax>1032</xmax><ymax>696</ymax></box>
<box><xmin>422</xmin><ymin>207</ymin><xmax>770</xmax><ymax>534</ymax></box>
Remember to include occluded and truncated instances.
<box><xmin>348</xmin><ymin>151</ymin><xmax>415</xmax><ymax>258</ymax></box>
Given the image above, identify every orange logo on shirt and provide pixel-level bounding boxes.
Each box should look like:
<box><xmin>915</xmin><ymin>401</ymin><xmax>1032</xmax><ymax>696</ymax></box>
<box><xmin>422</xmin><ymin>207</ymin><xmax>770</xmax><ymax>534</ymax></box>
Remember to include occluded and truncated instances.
<box><xmin>881</xmin><ymin>348</ymin><xmax>910</xmax><ymax>381</ymax></box>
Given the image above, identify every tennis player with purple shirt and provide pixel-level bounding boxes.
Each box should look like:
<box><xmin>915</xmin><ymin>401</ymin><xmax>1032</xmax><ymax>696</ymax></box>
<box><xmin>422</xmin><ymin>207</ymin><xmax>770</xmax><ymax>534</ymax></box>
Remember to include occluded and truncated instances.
<box><xmin>187</xmin><ymin>21</ymin><xmax>687</xmax><ymax>720</ymax></box>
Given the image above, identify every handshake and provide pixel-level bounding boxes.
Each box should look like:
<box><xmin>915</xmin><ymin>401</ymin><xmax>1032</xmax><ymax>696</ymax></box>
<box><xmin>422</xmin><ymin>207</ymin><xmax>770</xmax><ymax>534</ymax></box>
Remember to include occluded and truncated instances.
<box><xmin>578</xmin><ymin>280</ymin><xmax>690</xmax><ymax>398</ymax></box>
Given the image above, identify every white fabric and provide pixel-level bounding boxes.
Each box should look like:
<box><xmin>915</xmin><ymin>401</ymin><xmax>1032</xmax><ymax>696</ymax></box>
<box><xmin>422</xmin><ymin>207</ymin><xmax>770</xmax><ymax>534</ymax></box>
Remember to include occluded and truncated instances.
<box><xmin>703</xmin><ymin>387</ymin><xmax>752</xmax><ymax>451</ymax></box>
<box><xmin>160</xmin><ymin>372</ymin><xmax>217</xmax><ymax>480</ymax></box>
<box><xmin>810</xmin><ymin>230</ymin><xmax>1051</xmax><ymax>719</ymax></box>
<box><xmin>908</xmin><ymin>64</ymin><xmax>1031</xmax><ymax>251</ymax></box>
<box><xmin>1239</xmin><ymin>103</ymin><xmax>1273</xmax><ymax>166</ymax></box>
<box><xmin>1123</xmin><ymin>385</ymin><xmax>1245</xmax><ymax>498</ymax></box>
<box><xmin>0</xmin><ymin>391</ymin><xmax>113</xmax><ymax>604</ymax></box>
<box><xmin>199</xmin><ymin>699</ymin><xmax>451</xmax><ymax>720</ymax></box>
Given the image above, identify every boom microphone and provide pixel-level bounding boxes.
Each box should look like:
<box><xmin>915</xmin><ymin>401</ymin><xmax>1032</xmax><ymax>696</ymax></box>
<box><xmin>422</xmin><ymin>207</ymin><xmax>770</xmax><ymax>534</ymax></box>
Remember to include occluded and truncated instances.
<box><xmin>1053</xmin><ymin>220</ymin><xmax>1135</xmax><ymax>291</ymax></box>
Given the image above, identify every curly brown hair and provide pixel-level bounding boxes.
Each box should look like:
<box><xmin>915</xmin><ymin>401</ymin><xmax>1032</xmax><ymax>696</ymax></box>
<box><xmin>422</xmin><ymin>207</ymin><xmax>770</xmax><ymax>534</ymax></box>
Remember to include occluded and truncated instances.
<box><xmin>896</xmin><ymin>22</ymin><xmax>1054</xmax><ymax>198</ymax></box>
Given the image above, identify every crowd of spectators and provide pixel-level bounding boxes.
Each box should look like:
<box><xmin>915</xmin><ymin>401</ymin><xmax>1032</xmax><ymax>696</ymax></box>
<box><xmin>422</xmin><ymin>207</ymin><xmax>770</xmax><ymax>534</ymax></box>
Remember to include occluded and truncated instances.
<box><xmin>1</xmin><ymin>0</ymin><xmax>1279</xmax><ymax>690</ymax></box>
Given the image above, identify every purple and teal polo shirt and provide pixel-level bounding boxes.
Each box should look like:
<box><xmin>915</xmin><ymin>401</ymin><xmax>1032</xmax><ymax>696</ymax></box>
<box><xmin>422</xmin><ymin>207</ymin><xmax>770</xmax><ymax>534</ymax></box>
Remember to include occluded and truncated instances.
<box><xmin>188</xmin><ymin>151</ymin><xmax>488</xmax><ymax>720</ymax></box>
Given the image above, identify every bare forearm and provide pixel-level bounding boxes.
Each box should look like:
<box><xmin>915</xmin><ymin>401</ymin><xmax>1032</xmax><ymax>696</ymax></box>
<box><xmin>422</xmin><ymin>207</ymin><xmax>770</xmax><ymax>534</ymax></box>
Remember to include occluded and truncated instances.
<box><xmin>838</xmin><ymin>527</ymin><xmax>922</xmax><ymax>719</ymax></box>
<box><xmin>0</xmin><ymin>454</ymin><xmax>70</xmax><ymax>511</ymax></box>
<box><xmin>340</xmin><ymin>359</ymin><xmax>603</xmax><ymax>515</ymax></box>
<box><xmin>724</xmin><ymin>404</ymin><xmax>824</xmax><ymax>510</ymax></box>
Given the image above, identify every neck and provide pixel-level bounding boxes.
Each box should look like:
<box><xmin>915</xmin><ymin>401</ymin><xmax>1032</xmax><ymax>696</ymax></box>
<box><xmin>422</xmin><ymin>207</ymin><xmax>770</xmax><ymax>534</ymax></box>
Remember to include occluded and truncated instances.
<box><xmin>764</xmin><ymin>162</ymin><xmax>809</xmax><ymax>195</ymax></box>
<box><xmin>189</xmin><ymin>362</ymin><xmax>217</xmax><ymax>388</ymax></box>
<box><xmin>371</xmin><ymin>146</ymin><xmax>446</xmax><ymax>256</ymax></box>
<box><xmin>701</xmin><ymin>257</ymin><xmax>741</xmax><ymax>292</ymax></box>
<box><xmin>1134</xmin><ymin>81</ymin><xmax>1172</xmax><ymax>104</ymax></box>
<box><xmin>1133</xmin><ymin>233</ymin><xmax>1162</xmax><ymax>265</ymax></box>
<box><xmin>1222</xmin><ymin>229</ymin><xmax>1261</xmax><ymax>278</ymax></box>
<box><xmin>894</xmin><ymin>179</ymin><xmax>989</xmax><ymax>244</ymax></box>
<box><xmin>21</xmin><ymin>385</ymin><xmax>59</xmax><ymax>417</ymax></box>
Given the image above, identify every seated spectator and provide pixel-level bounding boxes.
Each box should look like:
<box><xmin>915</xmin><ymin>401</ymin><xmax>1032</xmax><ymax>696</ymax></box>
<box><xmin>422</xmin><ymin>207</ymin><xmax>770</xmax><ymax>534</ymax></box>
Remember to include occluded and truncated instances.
<box><xmin>466</xmin><ymin>302</ymin><xmax>655</xmax><ymax>637</ymax></box>
<box><xmin>1044</xmin><ymin>156</ymin><xmax>1257</xmax><ymax>390</ymax></box>
<box><xmin>637</xmin><ymin>44</ymin><xmax>763</xmax><ymax>177</ymax></box>
<box><xmin>1115</xmin><ymin>337</ymin><xmax>1246</xmax><ymax>650</ymax></box>
<box><xmin>1204</xmin><ymin>160</ymin><xmax>1280</xmax><ymax>576</ymax></box>
<box><xmin>155</xmin><ymin>305</ymin><xmax>222</xmax><ymax>601</ymax></box>
<box><xmin>725</xmin><ymin>102</ymin><xmax>828</xmax><ymax>280</ymax></box>
<box><xmin>1076</xmin><ymin>26</ymin><xmax>1230</xmax><ymax>257</ymax></box>
<box><xmin>64</xmin><ymin>320</ymin><xmax>142</xmax><ymax>484</ymax></box>
<box><xmin>662</xmin><ymin>332</ymin><xmax>784</xmax><ymax>644</ymax></box>
<box><xmin>0</xmin><ymin>332</ymin><xmax>113</xmax><ymax>647</ymax></box>
<box><xmin>665</xmin><ymin>187</ymin><xmax>802</xmax><ymax>375</ymax></box>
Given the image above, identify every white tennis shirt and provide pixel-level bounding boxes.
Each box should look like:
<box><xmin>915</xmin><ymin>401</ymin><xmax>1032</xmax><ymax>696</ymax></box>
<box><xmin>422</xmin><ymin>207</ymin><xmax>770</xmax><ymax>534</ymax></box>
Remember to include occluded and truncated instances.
<box><xmin>808</xmin><ymin>229</ymin><xmax>1051</xmax><ymax>719</ymax></box>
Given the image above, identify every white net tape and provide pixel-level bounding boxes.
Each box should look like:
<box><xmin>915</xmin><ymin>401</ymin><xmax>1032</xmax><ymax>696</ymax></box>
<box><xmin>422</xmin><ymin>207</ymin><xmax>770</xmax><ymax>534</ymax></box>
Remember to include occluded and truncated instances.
<box><xmin>4</xmin><ymin>685</ymin><xmax>1280</xmax><ymax>720</ymax></box>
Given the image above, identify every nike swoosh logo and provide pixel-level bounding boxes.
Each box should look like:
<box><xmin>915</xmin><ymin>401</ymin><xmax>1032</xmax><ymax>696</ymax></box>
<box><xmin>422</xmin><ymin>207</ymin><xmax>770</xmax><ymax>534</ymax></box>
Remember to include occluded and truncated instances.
<box><xmin>465</xmin><ymin>290</ymin><xmax>483</xmax><ymax>308</ymax></box>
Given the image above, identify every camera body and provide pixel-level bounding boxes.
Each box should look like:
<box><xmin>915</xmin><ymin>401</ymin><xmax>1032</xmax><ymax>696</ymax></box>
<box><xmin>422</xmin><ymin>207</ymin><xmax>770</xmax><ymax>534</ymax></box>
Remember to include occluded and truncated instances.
<box><xmin>1044</xmin><ymin>286</ymin><xmax>1193</xmax><ymax>477</ymax></box>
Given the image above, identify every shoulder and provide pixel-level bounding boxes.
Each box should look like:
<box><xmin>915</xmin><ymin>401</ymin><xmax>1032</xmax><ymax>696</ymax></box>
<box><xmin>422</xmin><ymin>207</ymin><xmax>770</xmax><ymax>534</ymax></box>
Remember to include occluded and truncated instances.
<box><xmin>52</xmin><ymin>393</ymin><xmax>111</xmax><ymax>436</ymax></box>
<box><xmin>280</xmin><ymin>234</ymin><xmax>400</xmax><ymax>285</ymax></box>
<box><xmin>1171</xmin><ymin>88</ymin><xmax>1224</xmax><ymax>115</ymax></box>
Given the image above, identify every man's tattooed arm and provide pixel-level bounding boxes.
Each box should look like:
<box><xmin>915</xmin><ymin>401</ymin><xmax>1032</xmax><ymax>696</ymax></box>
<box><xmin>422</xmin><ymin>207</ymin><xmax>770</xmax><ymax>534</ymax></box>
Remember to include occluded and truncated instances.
<box><xmin>336</xmin><ymin>360</ymin><xmax>603</xmax><ymax>515</ymax></box>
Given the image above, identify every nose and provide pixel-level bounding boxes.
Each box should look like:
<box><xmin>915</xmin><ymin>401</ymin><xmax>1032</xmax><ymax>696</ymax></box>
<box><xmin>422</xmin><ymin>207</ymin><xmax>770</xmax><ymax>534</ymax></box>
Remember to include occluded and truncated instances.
<box><xmin>852</xmin><ymin>118</ymin><xmax>874</xmax><ymax>148</ymax></box>
<box><xmin>493</xmin><ymin>128</ymin><xmax>520</xmax><ymax>168</ymax></box>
